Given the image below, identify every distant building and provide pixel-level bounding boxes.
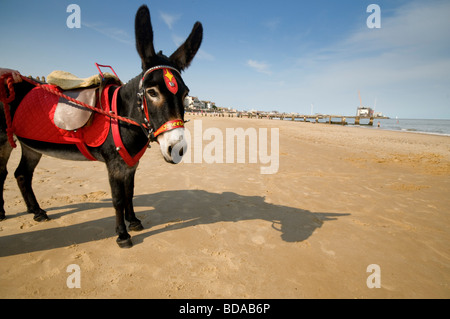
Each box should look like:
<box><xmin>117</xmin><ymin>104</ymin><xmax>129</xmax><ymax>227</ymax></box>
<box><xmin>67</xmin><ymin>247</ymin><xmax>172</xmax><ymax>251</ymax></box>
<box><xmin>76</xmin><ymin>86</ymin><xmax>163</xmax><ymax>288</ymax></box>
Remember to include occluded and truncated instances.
<box><xmin>356</xmin><ymin>106</ymin><xmax>374</xmax><ymax>117</ymax></box>
<box><xmin>373</xmin><ymin>111</ymin><xmax>384</xmax><ymax>118</ymax></box>
<box><xmin>203</xmin><ymin>100</ymin><xmax>216</xmax><ymax>109</ymax></box>
<box><xmin>184</xmin><ymin>96</ymin><xmax>216</xmax><ymax>111</ymax></box>
<box><xmin>184</xmin><ymin>96</ymin><xmax>196</xmax><ymax>109</ymax></box>
<box><xmin>356</xmin><ymin>91</ymin><xmax>374</xmax><ymax>117</ymax></box>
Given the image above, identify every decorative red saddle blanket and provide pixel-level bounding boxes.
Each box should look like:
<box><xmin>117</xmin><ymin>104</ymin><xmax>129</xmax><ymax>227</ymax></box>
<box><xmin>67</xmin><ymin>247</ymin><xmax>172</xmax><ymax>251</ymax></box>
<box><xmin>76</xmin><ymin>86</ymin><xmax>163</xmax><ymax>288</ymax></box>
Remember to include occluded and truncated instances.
<box><xmin>12</xmin><ymin>84</ymin><xmax>111</xmax><ymax>148</ymax></box>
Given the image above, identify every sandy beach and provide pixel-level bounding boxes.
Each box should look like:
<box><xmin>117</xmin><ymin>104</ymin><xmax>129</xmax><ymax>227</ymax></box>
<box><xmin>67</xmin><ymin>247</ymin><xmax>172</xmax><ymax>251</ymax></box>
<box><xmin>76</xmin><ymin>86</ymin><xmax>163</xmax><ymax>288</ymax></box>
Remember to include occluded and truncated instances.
<box><xmin>0</xmin><ymin>115</ymin><xmax>449</xmax><ymax>299</ymax></box>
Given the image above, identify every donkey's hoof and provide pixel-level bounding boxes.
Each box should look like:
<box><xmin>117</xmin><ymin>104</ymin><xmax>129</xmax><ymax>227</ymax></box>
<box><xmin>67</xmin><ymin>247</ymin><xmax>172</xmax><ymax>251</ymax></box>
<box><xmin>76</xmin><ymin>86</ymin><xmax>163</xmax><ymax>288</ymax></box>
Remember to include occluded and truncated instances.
<box><xmin>129</xmin><ymin>221</ymin><xmax>144</xmax><ymax>232</ymax></box>
<box><xmin>116</xmin><ymin>236</ymin><xmax>133</xmax><ymax>248</ymax></box>
<box><xmin>33</xmin><ymin>212</ymin><xmax>50</xmax><ymax>222</ymax></box>
<box><xmin>0</xmin><ymin>212</ymin><xmax>5</xmax><ymax>221</ymax></box>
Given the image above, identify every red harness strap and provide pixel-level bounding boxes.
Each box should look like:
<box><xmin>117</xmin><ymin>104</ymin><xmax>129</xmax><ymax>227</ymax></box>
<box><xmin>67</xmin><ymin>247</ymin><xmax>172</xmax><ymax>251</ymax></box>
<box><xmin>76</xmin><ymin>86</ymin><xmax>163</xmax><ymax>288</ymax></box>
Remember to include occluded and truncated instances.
<box><xmin>111</xmin><ymin>87</ymin><xmax>149</xmax><ymax>167</ymax></box>
<box><xmin>70</xmin><ymin>86</ymin><xmax>107</xmax><ymax>161</ymax></box>
<box><xmin>75</xmin><ymin>84</ymin><xmax>113</xmax><ymax>161</ymax></box>
<box><xmin>74</xmin><ymin>137</ymin><xmax>97</xmax><ymax>161</ymax></box>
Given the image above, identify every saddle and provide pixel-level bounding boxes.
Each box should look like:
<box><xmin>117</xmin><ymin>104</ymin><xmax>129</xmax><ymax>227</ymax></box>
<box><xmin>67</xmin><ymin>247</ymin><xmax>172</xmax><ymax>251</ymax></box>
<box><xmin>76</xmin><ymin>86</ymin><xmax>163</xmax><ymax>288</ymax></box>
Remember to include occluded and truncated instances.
<box><xmin>47</xmin><ymin>70</ymin><xmax>121</xmax><ymax>90</ymax></box>
<box><xmin>47</xmin><ymin>70</ymin><xmax>122</xmax><ymax>131</ymax></box>
<box><xmin>54</xmin><ymin>88</ymin><xmax>97</xmax><ymax>130</ymax></box>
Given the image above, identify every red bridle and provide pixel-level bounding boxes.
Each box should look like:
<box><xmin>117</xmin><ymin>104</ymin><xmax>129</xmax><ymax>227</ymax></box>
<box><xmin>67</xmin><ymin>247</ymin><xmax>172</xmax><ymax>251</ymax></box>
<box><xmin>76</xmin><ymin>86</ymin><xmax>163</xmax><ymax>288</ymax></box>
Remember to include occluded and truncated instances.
<box><xmin>138</xmin><ymin>65</ymin><xmax>185</xmax><ymax>139</ymax></box>
<box><xmin>153</xmin><ymin>119</ymin><xmax>185</xmax><ymax>138</ymax></box>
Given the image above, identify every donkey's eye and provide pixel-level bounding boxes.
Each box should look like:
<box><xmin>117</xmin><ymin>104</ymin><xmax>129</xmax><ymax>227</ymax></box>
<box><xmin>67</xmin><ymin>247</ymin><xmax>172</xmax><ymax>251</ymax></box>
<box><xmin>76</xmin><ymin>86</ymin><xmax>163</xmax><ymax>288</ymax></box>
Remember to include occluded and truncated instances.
<box><xmin>147</xmin><ymin>88</ymin><xmax>158</xmax><ymax>98</ymax></box>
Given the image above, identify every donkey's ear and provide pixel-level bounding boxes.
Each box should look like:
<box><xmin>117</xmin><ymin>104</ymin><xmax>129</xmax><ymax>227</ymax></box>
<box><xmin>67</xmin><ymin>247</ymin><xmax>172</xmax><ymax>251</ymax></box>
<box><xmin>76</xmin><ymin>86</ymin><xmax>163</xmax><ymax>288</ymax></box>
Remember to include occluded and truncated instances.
<box><xmin>135</xmin><ymin>5</ymin><xmax>156</xmax><ymax>70</ymax></box>
<box><xmin>170</xmin><ymin>22</ymin><xmax>203</xmax><ymax>71</ymax></box>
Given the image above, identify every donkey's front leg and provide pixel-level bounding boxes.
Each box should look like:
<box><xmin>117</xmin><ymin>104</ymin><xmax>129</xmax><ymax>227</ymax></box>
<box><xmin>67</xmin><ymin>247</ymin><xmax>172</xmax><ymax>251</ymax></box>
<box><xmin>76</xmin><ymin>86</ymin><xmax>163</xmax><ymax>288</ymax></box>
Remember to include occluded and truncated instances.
<box><xmin>122</xmin><ymin>166</ymin><xmax>144</xmax><ymax>232</ymax></box>
<box><xmin>107</xmin><ymin>161</ymin><xmax>143</xmax><ymax>248</ymax></box>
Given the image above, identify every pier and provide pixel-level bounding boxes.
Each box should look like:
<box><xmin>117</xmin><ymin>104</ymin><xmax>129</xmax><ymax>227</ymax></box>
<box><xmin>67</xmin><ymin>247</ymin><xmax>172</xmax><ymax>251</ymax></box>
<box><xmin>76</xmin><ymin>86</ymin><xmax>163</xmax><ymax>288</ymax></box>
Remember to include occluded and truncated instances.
<box><xmin>186</xmin><ymin>111</ymin><xmax>388</xmax><ymax>127</ymax></box>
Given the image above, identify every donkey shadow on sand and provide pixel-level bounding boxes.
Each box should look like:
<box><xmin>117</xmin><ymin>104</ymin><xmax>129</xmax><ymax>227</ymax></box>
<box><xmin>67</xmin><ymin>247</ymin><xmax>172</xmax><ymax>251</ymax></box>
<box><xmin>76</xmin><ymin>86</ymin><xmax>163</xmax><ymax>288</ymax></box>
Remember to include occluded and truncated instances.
<box><xmin>0</xmin><ymin>190</ymin><xmax>349</xmax><ymax>257</ymax></box>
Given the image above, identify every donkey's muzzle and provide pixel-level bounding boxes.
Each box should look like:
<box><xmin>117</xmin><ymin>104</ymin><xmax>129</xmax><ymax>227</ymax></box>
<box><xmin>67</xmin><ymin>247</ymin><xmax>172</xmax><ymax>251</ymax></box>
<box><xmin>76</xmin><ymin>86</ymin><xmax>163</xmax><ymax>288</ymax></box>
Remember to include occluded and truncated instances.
<box><xmin>157</xmin><ymin>126</ymin><xmax>186</xmax><ymax>164</ymax></box>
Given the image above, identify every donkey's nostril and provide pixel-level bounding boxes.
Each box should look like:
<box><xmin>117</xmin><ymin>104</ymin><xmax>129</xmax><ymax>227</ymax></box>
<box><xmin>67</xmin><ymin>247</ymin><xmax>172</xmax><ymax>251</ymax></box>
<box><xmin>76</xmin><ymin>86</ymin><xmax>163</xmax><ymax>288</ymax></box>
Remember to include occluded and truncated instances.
<box><xmin>179</xmin><ymin>147</ymin><xmax>184</xmax><ymax>157</ymax></box>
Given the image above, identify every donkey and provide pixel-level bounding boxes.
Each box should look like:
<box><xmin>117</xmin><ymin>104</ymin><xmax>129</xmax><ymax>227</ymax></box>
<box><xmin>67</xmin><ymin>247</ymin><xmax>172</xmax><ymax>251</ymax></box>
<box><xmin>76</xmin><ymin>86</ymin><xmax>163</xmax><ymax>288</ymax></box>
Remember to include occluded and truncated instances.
<box><xmin>0</xmin><ymin>5</ymin><xmax>203</xmax><ymax>248</ymax></box>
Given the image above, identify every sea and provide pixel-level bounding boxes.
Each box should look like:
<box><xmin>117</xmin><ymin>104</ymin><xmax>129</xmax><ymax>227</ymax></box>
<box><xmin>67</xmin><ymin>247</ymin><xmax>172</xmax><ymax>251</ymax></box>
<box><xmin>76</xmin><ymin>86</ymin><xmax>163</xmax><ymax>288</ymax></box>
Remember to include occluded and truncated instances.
<box><xmin>283</xmin><ymin>117</ymin><xmax>450</xmax><ymax>136</ymax></box>
<box><xmin>367</xmin><ymin>118</ymin><xmax>450</xmax><ymax>136</ymax></box>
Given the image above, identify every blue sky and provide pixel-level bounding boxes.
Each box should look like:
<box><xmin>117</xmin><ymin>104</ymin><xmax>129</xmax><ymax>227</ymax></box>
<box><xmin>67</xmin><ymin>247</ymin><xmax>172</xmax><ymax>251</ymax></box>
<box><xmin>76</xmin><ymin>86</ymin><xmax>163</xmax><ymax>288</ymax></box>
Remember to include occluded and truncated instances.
<box><xmin>1</xmin><ymin>0</ymin><xmax>449</xmax><ymax>119</ymax></box>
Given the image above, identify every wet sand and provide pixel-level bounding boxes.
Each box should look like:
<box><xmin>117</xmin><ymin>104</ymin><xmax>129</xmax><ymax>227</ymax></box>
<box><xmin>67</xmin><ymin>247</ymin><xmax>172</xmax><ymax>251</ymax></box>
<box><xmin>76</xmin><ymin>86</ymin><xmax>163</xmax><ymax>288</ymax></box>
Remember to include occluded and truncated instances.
<box><xmin>0</xmin><ymin>115</ymin><xmax>449</xmax><ymax>298</ymax></box>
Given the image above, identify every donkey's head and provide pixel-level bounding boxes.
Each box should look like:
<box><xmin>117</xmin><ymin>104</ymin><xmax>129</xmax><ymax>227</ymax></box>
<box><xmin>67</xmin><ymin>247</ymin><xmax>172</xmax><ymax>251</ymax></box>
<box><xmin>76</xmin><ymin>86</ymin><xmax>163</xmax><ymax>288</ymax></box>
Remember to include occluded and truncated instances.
<box><xmin>135</xmin><ymin>5</ymin><xmax>202</xmax><ymax>163</ymax></box>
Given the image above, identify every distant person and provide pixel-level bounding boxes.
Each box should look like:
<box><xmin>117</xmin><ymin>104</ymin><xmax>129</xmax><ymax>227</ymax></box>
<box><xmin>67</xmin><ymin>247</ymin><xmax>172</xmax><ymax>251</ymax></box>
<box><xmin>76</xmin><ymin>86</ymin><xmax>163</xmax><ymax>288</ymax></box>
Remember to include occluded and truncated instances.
<box><xmin>377</xmin><ymin>121</ymin><xmax>381</xmax><ymax>128</ymax></box>
<box><xmin>0</xmin><ymin>68</ymin><xmax>22</xmax><ymax>84</ymax></box>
